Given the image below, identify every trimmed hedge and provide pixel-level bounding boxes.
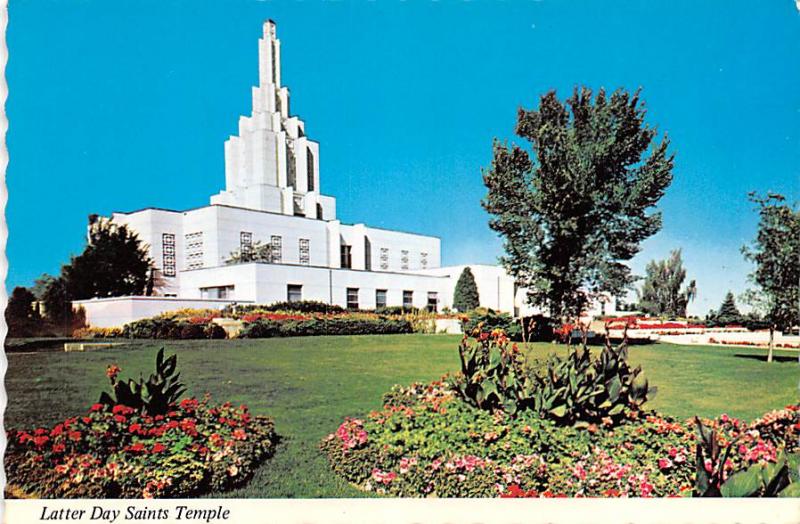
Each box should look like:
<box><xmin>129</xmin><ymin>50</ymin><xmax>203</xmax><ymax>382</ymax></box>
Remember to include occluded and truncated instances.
<box><xmin>224</xmin><ymin>300</ymin><xmax>345</xmax><ymax>315</ymax></box>
<box><xmin>121</xmin><ymin>318</ymin><xmax>226</xmax><ymax>340</ymax></box>
<box><xmin>239</xmin><ymin>317</ymin><xmax>413</xmax><ymax>338</ymax></box>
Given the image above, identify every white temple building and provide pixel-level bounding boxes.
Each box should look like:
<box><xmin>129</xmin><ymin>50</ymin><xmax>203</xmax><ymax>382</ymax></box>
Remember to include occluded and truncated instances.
<box><xmin>76</xmin><ymin>21</ymin><xmax>616</xmax><ymax>327</ymax></box>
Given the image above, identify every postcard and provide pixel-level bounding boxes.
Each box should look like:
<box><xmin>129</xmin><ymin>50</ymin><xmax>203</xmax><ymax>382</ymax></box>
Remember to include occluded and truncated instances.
<box><xmin>2</xmin><ymin>1</ymin><xmax>799</xmax><ymax>523</ymax></box>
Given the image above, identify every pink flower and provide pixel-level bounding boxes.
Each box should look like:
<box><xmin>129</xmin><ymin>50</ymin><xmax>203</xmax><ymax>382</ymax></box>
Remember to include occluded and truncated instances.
<box><xmin>658</xmin><ymin>458</ymin><xmax>673</xmax><ymax>470</ymax></box>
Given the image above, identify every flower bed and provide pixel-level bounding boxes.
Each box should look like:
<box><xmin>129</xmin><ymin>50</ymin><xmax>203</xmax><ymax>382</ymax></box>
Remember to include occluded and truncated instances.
<box><xmin>6</xmin><ymin>396</ymin><xmax>277</xmax><ymax>498</ymax></box>
<box><xmin>320</xmin><ymin>380</ymin><xmax>800</xmax><ymax>497</ymax></box>
<box><xmin>708</xmin><ymin>337</ymin><xmax>800</xmax><ymax>350</ymax></box>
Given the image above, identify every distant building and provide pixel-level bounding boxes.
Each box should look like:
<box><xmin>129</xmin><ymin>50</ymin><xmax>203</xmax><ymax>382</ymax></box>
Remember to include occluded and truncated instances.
<box><xmin>76</xmin><ymin>21</ymin><xmax>616</xmax><ymax>327</ymax></box>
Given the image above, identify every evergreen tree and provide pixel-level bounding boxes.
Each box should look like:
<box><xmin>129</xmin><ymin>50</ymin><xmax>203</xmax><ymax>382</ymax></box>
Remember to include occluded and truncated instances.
<box><xmin>483</xmin><ymin>87</ymin><xmax>674</xmax><ymax>320</ymax></box>
<box><xmin>637</xmin><ymin>250</ymin><xmax>697</xmax><ymax>317</ymax></box>
<box><xmin>453</xmin><ymin>267</ymin><xmax>480</xmax><ymax>312</ymax></box>
<box><xmin>715</xmin><ymin>291</ymin><xmax>742</xmax><ymax>325</ymax></box>
<box><xmin>6</xmin><ymin>287</ymin><xmax>39</xmax><ymax>322</ymax></box>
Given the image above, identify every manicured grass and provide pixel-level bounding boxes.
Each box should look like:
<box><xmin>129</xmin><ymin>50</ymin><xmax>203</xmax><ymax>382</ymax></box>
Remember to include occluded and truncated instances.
<box><xmin>5</xmin><ymin>335</ymin><xmax>799</xmax><ymax>497</ymax></box>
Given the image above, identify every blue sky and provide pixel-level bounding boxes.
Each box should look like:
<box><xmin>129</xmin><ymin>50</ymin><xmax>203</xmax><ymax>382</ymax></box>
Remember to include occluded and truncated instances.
<box><xmin>7</xmin><ymin>0</ymin><xmax>800</xmax><ymax>316</ymax></box>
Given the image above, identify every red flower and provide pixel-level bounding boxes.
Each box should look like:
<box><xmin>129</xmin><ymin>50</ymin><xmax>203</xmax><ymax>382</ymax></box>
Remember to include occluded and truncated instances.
<box><xmin>51</xmin><ymin>424</ymin><xmax>64</xmax><ymax>437</ymax></box>
<box><xmin>180</xmin><ymin>398</ymin><xmax>199</xmax><ymax>411</ymax></box>
<box><xmin>32</xmin><ymin>436</ymin><xmax>50</xmax><ymax>447</ymax></box>
<box><xmin>232</xmin><ymin>428</ymin><xmax>247</xmax><ymax>440</ymax></box>
<box><xmin>129</xmin><ymin>423</ymin><xmax>142</xmax><ymax>434</ymax></box>
<box><xmin>82</xmin><ymin>417</ymin><xmax>92</xmax><ymax>424</ymax></box>
<box><xmin>68</xmin><ymin>430</ymin><xmax>82</xmax><ymax>441</ymax></box>
<box><xmin>126</xmin><ymin>442</ymin><xmax>145</xmax><ymax>453</ymax></box>
<box><xmin>112</xmin><ymin>405</ymin><xmax>135</xmax><ymax>416</ymax></box>
<box><xmin>151</xmin><ymin>443</ymin><xmax>166</xmax><ymax>454</ymax></box>
<box><xmin>52</xmin><ymin>443</ymin><xmax>66</xmax><ymax>453</ymax></box>
<box><xmin>106</xmin><ymin>364</ymin><xmax>121</xmax><ymax>380</ymax></box>
<box><xmin>90</xmin><ymin>403</ymin><xmax>104</xmax><ymax>412</ymax></box>
<box><xmin>114</xmin><ymin>415</ymin><xmax>127</xmax><ymax>423</ymax></box>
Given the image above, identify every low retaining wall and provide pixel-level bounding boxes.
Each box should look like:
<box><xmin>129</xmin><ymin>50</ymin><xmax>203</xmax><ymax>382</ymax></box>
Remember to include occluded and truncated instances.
<box><xmin>73</xmin><ymin>296</ymin><xmax>254</xmax><ymax>328</ymax></box>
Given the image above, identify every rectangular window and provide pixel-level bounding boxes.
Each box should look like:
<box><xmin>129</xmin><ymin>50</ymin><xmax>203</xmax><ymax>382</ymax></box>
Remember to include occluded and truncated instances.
<box><xmin>270</xmin><ymin>235</ymin><xmax>282</xmax><ymax>263</ymax></box>
<box><xmin>287</xmin><ymin>284</ymin><xmax>303</xmax><ymax>303</ymax></box>
<box><xmin>427</xmin><ymin>292</ymin><xmax>438</xmax><ymax>313</ymax></box>
<box><xmin>401</xmin><ymin>250</ymin><xmax>409</xmax><ymax>270</ymax></box>
<box><xmin>299</xmin><ymin>238</ymin><xmax>310</xmax><ymax>265</ymax></box>
<box><xmin>346</xmin><ymin>287</ymin><xmax>359</xmax><ymax>310</ymax></box>
<box><xmin>162</xmin><ymin>233</ymin><xmax>176</xmax><ymax>277</ymax></box>
<box><xmin>420</xmin><ymin>252</ymin><xmax>428</xmax><ymax>269</ymax></box>
<box><xmin>375</xmin><ymin>289</ymin><xmax>387</xmax><ymax>309</ymax></box>
<box><xmin>403</xmin><ymin>290</ymin><xmax>413</xmax><ymax>309</ymax></box>
<box><xmin>364</xmin><ymin>237</ymin><xmax>372</xmax><ymax>271</ymax></box>
<box><xmin>240</xmin><ymin>231</ymin><xmax>253</xmax><ymax>259</ymax></box>
<box><xmin>293</xmin><ymin>195</ymin><xmax>305</xmax><ymax>216</ymax></box>
<box><xmin>340</xmin><ymin>244</ymin><xmax>352</xmax><ymax>269</ymax></box>
<box><xmin>307</xmin><ymin>147</ymin><xmax>315</xmax><ymax>192</ymax></box>
<box><xmin>185</xmin><ymin>232</ymin><xmax>204</xmax><ymax>270</ymax></box>
<box><xmin>200</xmin><ymin>285</ymin><xmax>234</xmax><ymax>299</ymax></box>
<box><xmin>380</xmin><ymin>248</ymin><xmax>389</xmax><ymax>270</ymax></box>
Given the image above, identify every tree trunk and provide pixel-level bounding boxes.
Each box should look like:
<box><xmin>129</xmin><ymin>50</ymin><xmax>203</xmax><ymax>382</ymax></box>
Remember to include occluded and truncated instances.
<box><xmin>768</xmin><ymin>325</ymin><xmax>775</xmax><ymax>363</ymax></box>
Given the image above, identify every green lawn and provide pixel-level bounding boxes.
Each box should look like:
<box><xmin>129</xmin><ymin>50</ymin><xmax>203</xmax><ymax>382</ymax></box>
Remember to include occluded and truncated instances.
<box><xmin>5</xmin><ymin>335</ymin><xmax>799</xmax><ymax>497</ymax></box>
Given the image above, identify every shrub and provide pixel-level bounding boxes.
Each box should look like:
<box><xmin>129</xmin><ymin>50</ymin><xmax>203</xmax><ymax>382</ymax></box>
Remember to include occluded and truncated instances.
<box><xmin>204</xmin><ymin>323</ymin><xmax>227</xmax><ymax>339</ymax></box>
<box><xmin>452</xmin><ymin>267</ymin><xmax>480</xmax><ymax>312</ymax></box>
<box><xmin>121</xmin><ymin>318</ymin><xmax>225</xmax><ymax>340</ymax></box>
<box><xmin>225</xmin><ymin>301</ymin><xmax>345</xmax><ymax>316</ymax></box>
<box><xmin>461</xmin><ymin>309</ymin><xmax>522</xmax><ymax>341</ymax></box>
<box><xmin>239</xmin><ymin>317</ymin><xmax>413</xmax><ymax>338</ymax></box>
<box><xmin>72</xmin><ymin>327</ymin><xmax>124</xmax><ymax>339</ymax></box>
<box><xmin>6</xmin><ymin>396</ymin><xmax>276</xmax><ymax>498</ymax></box>
<box><xmin>375</xmin><ymin>306</ymin><xmax>420</xmax><ymax>315</ymax></box>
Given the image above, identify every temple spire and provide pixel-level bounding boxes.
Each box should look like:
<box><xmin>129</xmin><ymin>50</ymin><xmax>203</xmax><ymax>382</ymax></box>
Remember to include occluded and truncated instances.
<box><xmin>258</xmin><ymin>19</ymin><xmax>281</xmax><ymax>88</ymax></box>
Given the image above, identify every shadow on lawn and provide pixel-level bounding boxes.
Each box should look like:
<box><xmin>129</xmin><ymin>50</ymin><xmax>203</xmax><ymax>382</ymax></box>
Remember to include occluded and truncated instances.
<box><xmin>733</xmin><ymin>354</ymin><xmax>799</xmax><ymax>364</ymax></box>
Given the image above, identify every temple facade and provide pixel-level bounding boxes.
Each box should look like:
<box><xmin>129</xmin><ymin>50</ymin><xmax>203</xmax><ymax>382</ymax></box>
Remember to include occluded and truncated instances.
<box><xmin>76</xmin><ymin>21</ymin><xmax>616</xmax><ymax>327</ymax></box>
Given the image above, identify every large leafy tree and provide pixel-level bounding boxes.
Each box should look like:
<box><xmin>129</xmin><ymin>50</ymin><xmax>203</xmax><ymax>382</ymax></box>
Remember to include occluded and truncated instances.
<box><xmin>741</xmin><ymin>192</ymin><xmax>800</xmax><ymax>362</ymax></box>
<box><xmin>637</xmin><ymin>249</ymin><xmax>697</xmax><ymax>317</ymax></box>
<box><xmin>453</xmin><ymin>267</ymin><xmax>480</xmax><ymax>312</ymax></box>
<box><xmin>483</xmin><ymin>87</ymin><xmax>674</xmax><ymax>320</ymax></box>
<box><xmin>63</xmin><ymin>217</ymin><xmax>153</xmax><ymax>299</ymax></box>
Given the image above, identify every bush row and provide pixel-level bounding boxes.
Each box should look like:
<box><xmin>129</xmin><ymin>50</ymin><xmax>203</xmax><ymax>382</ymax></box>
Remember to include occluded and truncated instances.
<box><xmin>239</xmin><ymin>317</ymin><xmax>413</xmax><ymax>338</ymax></box>
<box><xmin>120</xmin><ymin>318</ymin><xmax>227</xmax><ymax>340</ymax></box>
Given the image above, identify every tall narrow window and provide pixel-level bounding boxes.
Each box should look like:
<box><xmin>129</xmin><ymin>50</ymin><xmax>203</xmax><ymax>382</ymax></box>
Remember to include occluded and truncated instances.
<box><xmin>287</xmin><ymin>284</ymin><xmax>303</xmax><ymax>303</ymax></box>
<box><xmin>316</xmin><ymin>203</ymin><xmax>324</xmax><ymax>220</ymax></box>
<box><xmin>185</xmin><ymin>232</ymin><xmax>204</xmax><ymax>270</ymax></box>
<box><xmin>380</xmin><ymin>248</ymin><xmax>389</xmax><ymax>270</ymax></box>
<box><xmin>375</xmin><ymin>289</ymin><xmax>387</xmax><ymax>309</ymax></box>
<box><xmin>240</xmin><ymin>231</ymin><xmax>253</xmax><ymax>260</ymax></box>
<box><xmin>307</xmin><ymin>147</ymin><xmax>315</xmax><ymax>192</ymax></box>
<box><xmin>162</xmin><ymin>233</ymin><xmax>176</xmax><ymax>277</ymax></box>
<box><xmin>427</xmin><ymin>292</ymin><xmax>438</xmax><ymax>313</ymax></box>
<box><xmin>340</xmin><ymin>245</ymin><xmax>352</xmax><ymax>269</ymax></box>
<box><xmin>346</xmin><ymin>288</ymin><xmax>359</xmax><ymax>310</ymax></box>
<box><xmin>299</xmin><ymin>238</ymin><xmax>310</xmax><ymax>265</ymax></box>
<box><xmin>401</xmin><ymin>250</ymin><xmax>409</xmax><ymax>270</ymax></box>
<box><xmin>270</xmin><ymin>235</ymin><xmax>282</xmax><ymax>263</ymax></box>
<box><xmin>403</xmin><ymin>290</ymin><xmax>413</xmax><ymax>309</ymax></box>
<box><xmin>364</xmin><ymin>237</ymin><xmax>372</xmax><ymax>271</ymax></box>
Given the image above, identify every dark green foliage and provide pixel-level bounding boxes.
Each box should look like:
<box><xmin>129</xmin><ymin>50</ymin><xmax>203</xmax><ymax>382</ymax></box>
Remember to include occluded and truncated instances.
<box><xmin>41</xmin><ymin>277</ymin><xmax>72</xmax><ymax>325</ymax></box>
<box><xmin>374</xmin><ymin>306</ymin><xmax>420</xmax><ymax>315</ymax></box>
<box><xmin>204</xmin><ymin>323</ymin><xmax>228</xmax><ymax>339</ymax></box>
<box><xmin>452</xmin><ymin>267</ymin><xmax>480</xmax><ymax>312</ymax></box>
<box><xmin>483</xmin><ymin>87</ymin><xmax>674</xmax><ymax>320</ymax></box>
<box><xmin>239</xmin><ymin>317</ymin><xmax>413</xmax><ymax>338</ymax></box>
<box><xmin>452</xmin><ymin>330</ymin><xmax>651</xmax><ymax>425</ymax></box>
<box><xmin>121</xmin><ymin>318</ymin><xmax>223</xmax><ymax>339</ymax></box>
<box><xmin>225</xmin><ymin>301</ymin><xmax>345</xmax><ymax>315</ymax></box>
<box><xmin>63</xmin><ymin>218</ymin><xmax>153</xmax><ymax>299</ymax></box>
<box><xmin>742</xmin><ymin>193</ymin><xmax>800</xmax><ymax>334</ymax></box>
<box><xmin>638</xmin><ymin>249</ymin><xmax>697</xmax><ymax>317</ymax></box>
<box><xmin>461</xmin><ymin>309</ymin><xmax>523</xmax><ymax>341</ymax></box>
<box><xmin>706</xmin><ymin>292</ymin><xmax>743</xmax><ymax>327</ymax></box>
<box><xmin>528</xmin><ymin>342</ymin><xmax>651</xmax><ymax>426</ymax></box>
<box><xmin>98</xmin><ymin>348</ymin><xmax>186</xmax><ymax>416</ymax></box>
<box><xmin>6</xmin><ymin>287</ymin><xmax>42</xmax><ymax>337</ymax></box>
<box><xmin>451</xmin><ymin>333</ymin><xmax>529</xmax><ymax>415</ymax></box>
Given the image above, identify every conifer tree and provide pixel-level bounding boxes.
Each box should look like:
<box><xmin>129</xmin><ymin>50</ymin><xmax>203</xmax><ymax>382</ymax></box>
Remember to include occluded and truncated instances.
<box><xmin>453</xmin><ymin>267</ymin><xmax>480</xmax><ymax>312</ymax></box>
<box><xmin>715</xmin><ymin>291</ymin><xmax>742</xmax><ymax>325</ymax></box>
